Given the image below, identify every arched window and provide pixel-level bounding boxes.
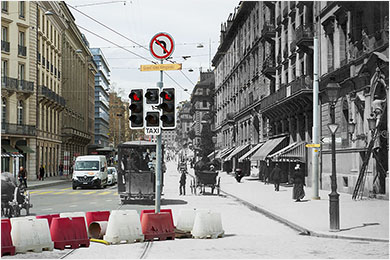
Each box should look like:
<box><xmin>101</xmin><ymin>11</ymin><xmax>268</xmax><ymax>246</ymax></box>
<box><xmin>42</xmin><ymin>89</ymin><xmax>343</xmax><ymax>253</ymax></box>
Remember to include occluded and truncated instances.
<box><xmin>2</xmin><ymin>98</ymin><xmax>6</xmax><ymax>124</ymax></box>
<box><xmin>17</xmin><ymin>100</ymin><xmax>23</xmax><ymax>125</ymax></box>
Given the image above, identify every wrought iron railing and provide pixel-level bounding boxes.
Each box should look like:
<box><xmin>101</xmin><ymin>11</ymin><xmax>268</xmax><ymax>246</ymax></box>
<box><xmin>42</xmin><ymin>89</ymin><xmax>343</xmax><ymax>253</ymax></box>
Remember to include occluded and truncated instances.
<box><xmin>39</xmin><ymin>85</ymin><xmax>66</xmax><ymax>106</ymax></box>
<box><xmin>18</xmin><ymin>45</ymin><xmax>26</xmax><ymax>56</ymax></box>
<box><xmin>1</xmin><ymin>40</ymin><xmax>10</xmax><ymax>52</ymax></box>
<box><xmin>1</xmin><ymin>123</ymin><xmax>36</xmax><ymax>136</ymax></box>
<box><xmin>18</xmin><ymin>79</ymin><xmax>34</xmax><ymax>92</ymax></box>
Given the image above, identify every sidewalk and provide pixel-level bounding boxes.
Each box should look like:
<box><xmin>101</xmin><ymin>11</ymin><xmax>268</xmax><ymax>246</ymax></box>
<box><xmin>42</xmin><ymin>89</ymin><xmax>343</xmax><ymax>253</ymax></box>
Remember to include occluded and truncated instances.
<box><xmin>188</xmin><ymin>167</ymin><xmax>389</xmax><ymax>242</ymax></box>
<box><xmin>27</xmin><ymin>175</ymin><xmax>71</xmax><ymax>190</ymax></box>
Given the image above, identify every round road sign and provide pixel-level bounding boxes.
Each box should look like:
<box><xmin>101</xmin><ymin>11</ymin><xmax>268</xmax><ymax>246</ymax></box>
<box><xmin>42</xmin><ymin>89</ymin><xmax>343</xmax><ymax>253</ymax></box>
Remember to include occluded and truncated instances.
<box><xmin>149</xmin><ymin>32</ymin><xmax>175</xmax><ymax>60</ymax></box>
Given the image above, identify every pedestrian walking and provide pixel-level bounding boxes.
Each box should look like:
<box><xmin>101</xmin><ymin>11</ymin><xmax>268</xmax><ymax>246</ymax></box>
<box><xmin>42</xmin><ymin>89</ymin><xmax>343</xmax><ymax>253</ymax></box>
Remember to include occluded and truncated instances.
<box><xmin>264</xmin><ymin>160</ymin><xmax>271</xmax><ymax>185</ymax></box>
<box><xmin>179</xmin><ymin>170</ymin><xmax>186</xmax><ymax>195</ymax></box>
<box><xmin>59</xmin><ymin>163</ymin><xmax>64</xmax><ymax>176</ymax></box>
<box><xmin>39</xmin><ymin>165</ymin><xmax>45</xmax><ymax>181</ymax></box>
<box><xmin>18</xmin><ymin>166</ymin><xmax>28</xmax><ymax>188</ymax></box>
<box><xmin>292</xmin><ymin>163</ymin><xmax>305</xmax><ymax>202</ymax></box>
<box><xmin>270</xmin><ymin>162</ymin><xmax>282</xmax><ymax>191</ymax></box>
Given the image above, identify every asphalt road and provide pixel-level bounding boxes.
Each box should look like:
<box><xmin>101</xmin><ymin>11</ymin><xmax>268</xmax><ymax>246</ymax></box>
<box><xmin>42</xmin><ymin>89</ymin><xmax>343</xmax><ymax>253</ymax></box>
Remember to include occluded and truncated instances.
<box><xmin>2</xmin><ymin>161</ymin><xmax>388</xmax><ymax>259</ymax></box>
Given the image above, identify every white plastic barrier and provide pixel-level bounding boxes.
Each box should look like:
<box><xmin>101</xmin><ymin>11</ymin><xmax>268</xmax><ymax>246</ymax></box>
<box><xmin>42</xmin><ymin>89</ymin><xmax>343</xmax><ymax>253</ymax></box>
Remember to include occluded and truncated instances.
<box><xmin>103</xmin><ymin>210</ymin><xmax>144</xmax><ymax>244</ymax></box>
<box><xmin>10</xmin><ymin>217</ymin><xmax>54</xmax><ymax>253</ymax></box>
<box><xmin>60</xmin><ymin>212</ymin><xmax>87</xmax><ymax>232</ymax></box>
<box><xmin>175</xmin><ymin>208</ymin><xmax>197</xmax><ymax>232</ymax></box>
<box><xmin>191</xmin><ymin>210</ymin><xmax>224</xmax><ymax>239</ymax></box>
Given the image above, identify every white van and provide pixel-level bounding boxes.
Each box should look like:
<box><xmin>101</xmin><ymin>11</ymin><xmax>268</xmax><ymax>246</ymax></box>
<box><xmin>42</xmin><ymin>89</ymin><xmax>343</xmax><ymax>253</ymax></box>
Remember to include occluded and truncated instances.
<box><xmin>72</xmin><ymin>155</ymin><xmax>108</xmax><ymax>189</ymax></box>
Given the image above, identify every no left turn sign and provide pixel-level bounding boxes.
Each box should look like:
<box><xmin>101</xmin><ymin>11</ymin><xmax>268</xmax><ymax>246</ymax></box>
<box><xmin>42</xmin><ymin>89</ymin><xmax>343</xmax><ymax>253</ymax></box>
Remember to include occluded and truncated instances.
<box><xmin>149</xmin><ymin>32</ymin><xmax>175</xmax><ymax>60</ymax></box>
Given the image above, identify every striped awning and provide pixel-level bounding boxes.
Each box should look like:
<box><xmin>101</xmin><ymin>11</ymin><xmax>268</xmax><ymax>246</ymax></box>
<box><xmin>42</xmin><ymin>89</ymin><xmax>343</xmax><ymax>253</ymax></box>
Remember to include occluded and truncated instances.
<box><xmin>238</xmin><ymin>143</ymin><xmax>264</xmax><ymax>162</ymax></box>
<box><xmin>251</xmin><ymin>136</ymin><xmax>287</xmax><ymax>161</ymax></box>
<box><xmin>1</xmin><ymin>153</ymin><xmax>10</xmax><ymax>158</ymax></box>
<box><xmin>268</xmin><ymin>141</ymin><xmax>307</xmax><ymax>162</ymax></box>
<box><xmin>220</xmin><ymin>147</ymin><xmax>235</xmax><ymax>159</ymax></box>
<box><xmin>224</xmin><ymin>144</ymin><xmax>250</xmax><ymax>161</ymax></box>
<box><xmin>207</xmin><ymin>150</ymin><xmax>217</xmax><ymax>160</ymax></box>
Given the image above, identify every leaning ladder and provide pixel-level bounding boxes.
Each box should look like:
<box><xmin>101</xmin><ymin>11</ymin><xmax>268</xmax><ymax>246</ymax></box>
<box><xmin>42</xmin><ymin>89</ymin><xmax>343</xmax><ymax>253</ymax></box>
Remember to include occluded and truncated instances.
<box><xmin>352</xmin><ymin>128</ymin><xmax>379</xmax><ymax>200</ymax></box>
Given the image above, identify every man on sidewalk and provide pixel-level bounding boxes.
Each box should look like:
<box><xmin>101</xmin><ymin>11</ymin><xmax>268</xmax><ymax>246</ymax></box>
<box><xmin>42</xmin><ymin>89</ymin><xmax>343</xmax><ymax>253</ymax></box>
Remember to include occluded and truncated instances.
<box><xmin>270</xmin><ymin>163</ymin><xmax>282</xmax><ymax>191</ymax></box>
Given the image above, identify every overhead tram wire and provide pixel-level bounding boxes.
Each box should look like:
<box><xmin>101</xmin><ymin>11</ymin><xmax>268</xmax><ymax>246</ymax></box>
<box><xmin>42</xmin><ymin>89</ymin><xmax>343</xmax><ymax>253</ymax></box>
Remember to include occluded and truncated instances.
<box><xmin>74</xmin><ymin>1</ymin><xmax>126</xmax><ymax>8</ymax></box>
<box><xmin>76</xmin><ymin>24</ymin><xmax>156</xmax><ymax>64</ymax></box>
<box><xmin>69</xmin><ymin>4</ymin><xmax>194</xmax><ymax>94</ymax></box>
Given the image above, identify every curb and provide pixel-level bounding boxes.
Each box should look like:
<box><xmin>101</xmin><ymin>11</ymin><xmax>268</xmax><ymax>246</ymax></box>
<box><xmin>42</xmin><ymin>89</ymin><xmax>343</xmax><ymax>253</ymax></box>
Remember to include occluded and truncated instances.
<box><xmin>27</xmin><ymin>180</ymin><xmax>70</xmax><ymax>190</ymax></box>
<box><xmin>221</xmin><ymin>190</ymin><xmax>389</xmax><ymax>243</ymax></box>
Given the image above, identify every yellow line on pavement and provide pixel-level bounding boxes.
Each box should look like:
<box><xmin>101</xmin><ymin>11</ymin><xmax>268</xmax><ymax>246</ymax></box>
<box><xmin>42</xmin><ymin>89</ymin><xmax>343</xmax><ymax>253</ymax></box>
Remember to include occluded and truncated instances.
<box><xmin>113</xmin><ymin>192</ymin><xmax>118</xmax><ymax>196</ymax></box>
<box><xmin>98</xmin><ymin>191</ymin><xmax>111</xmax><ymax>196</ymax></box>
<box><xmin>61</xmin><ymin>187</ymin><xmax>72</xmax><ymax>190</ymax></box>
<box><xmin>36</xmin><ymin>191</ymin><xmax>54</xmax><ymax>195</ymax></box>
<box><xmin>29</xmin><ymin>191</ymin><xmax>41</xmax><ymax>194</ymax></box>
<box><xmin>69</xmin><ymin>191</ymin><xmax>81</xmax><ymax>194</ymax></box>
<box><xmin>82</xmin><ymin>191</ymin><xmax>98</xmax><ymax>195</ymax></box>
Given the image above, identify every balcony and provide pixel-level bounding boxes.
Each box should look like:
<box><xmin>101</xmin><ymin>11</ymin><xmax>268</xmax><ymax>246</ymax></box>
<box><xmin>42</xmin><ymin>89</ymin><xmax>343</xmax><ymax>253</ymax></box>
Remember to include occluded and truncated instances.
<box><xmin>296</xmin><ymin>24</ymin><xmax>314</xmax><ymax>53</ymax></box>
<box><xmin>2</xmin><ymin>123</ymin><xmax>36</xmax><ymax>136</ymax></box>
<box><xmin>38</xmin><ymin>85</ymin><xmax>66</xmax><ymax>107</ymax></box>
<box><xmin>17</xmin><ymin>79</ymin><xmax>34</xmax><ymax>92</ymax></box>
<box><xmin>290</xmin><ymin>75</ymin><xmax>313</xmax><ymax>95</ymax></box>
<box><xmin>1</xmin><ymin>40</ymin><xmax>10</xmax><ymax>52</ymax></box>
<box><xmin>2</xmin><ymin>76</ymin><xmax>18</xmax><ymax>91</ymax></box>
<box><xmin>262</xmin><ymin>55</ymin><xmax>276</xmax><ymax>79</ymax></box>
<box><xmin>18</xmin><ymin>45</ymin><xmax>26</xmax><ymax>56</ymax></box>
<box><xmin>260</xmin><ymin>85</ymin><xmax>287</xmax><ymax>111</ymax></box>
<box><xmin>261</xmin><ymin>23</ymin><xmax>276</xmax><ymax>42</ymax></box>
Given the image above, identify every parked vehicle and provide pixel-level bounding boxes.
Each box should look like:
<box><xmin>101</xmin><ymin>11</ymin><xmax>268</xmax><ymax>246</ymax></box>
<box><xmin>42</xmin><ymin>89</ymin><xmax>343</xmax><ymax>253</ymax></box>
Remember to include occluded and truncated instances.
<box><xmin>107</xmin><ymin>166</ymin><xmax>117</xmax><ymax>185</ymax></box>
<box><xmin>72</xmin><ymin>155</ymin><xmax>108</xmax><ymax>189</ymax></box>
<box><xmin>117</xmin><ymin>141</ymin><xmax>165</xmax><ymax>203</ymax></box>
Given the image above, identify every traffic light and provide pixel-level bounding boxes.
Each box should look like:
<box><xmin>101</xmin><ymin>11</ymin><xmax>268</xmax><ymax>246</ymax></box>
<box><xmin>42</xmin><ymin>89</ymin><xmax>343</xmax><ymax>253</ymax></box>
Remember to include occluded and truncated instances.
<box><xmin>159</xmin><ymin>88</ymin><xmax>176</xmax><ymax>129</ymax></box>
<box><xmin>144</xmin><ymin>88</ymin><xmax>160</xmax><ymax>127</ymax></box>
<box><xmin>129</xmin><ymin>89</ymin><xmax>143</xmax><ymax>129</ymax></box>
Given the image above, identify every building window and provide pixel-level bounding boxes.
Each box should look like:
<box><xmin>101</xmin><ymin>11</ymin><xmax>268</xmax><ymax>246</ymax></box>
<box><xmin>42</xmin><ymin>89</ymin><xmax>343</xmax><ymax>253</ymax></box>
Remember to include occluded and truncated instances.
<box><xmin>2</xmin><ymin>98</ymin><xmax>7</xmax><ymax>124</ymax></box>
<box><xmin>203</xmin><ymin>100</ymin><xmax>207</xmax><ymax>108</ymax></box>
<box><xmin>18</xmin><ymin>31</ymin><xmax>26</xmax><ymax>56</ymax></box>
<box><xmin>2</xmin><ymin>59</ymin><xmax>8</xmax><ymax>81</ymax></box>
<box><xmin>17</xmin><ymin>100</ymin><xmax>24</xmax><ymax>125</ymax></box>
<box><xmin>327</xmin><ymin>34</ymin><xmax>334</xmax><ymax>72</ymax></box>
<box><xmin>18</xmin><ymin>63</ymin><xmax>25</xmax><ymax>86</ymax></box>
<box><xmin>2</xmin><ymin>1</ymin><xmax>8</xmax><ymax>12</ymax></box>
<box><xmin>19</xmin><ymin>1</ymin><xmax>25</xmax><ymax>18</ymax></box>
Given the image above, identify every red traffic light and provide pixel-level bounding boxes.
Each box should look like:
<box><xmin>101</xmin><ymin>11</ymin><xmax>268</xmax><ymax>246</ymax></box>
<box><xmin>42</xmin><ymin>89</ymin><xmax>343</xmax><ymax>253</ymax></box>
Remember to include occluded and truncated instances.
<box><xmin>129</xmin><ymin>91</ymin><xmax>142</xmax><ymax>101</ymax></box>
<box><xmin>160</xmin><ymin>91</ymin><xmax>173</xmax><ymax>101</ymax></box>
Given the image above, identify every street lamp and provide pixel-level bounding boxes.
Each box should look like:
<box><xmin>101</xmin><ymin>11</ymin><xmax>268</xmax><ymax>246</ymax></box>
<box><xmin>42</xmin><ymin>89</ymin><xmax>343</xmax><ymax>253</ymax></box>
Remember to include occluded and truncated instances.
<box><xmin>325</xmin><ymin>80</ymin><xmax>341</xmax><ymax>232</ymax></box>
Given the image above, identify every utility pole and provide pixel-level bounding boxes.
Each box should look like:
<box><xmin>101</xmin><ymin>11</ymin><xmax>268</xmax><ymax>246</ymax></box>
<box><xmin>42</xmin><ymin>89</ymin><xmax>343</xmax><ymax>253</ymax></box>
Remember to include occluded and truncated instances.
<box><xmin>155</xmin><ymin>60</ymin><xmax>163</xmax><ymax>213</ymax></box>
<box><xmin>312</xmin><ymin>20</ymin><xmax>320</xmax><ymax>200</ymax></box>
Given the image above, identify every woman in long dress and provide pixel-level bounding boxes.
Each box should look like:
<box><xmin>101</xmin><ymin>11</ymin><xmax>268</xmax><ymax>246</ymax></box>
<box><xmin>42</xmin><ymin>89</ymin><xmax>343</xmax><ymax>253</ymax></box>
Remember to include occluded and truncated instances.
<box><xmin>292</xmin><ymin>163</ymin><xmax>305</xmax><ymax>202</ymax></box>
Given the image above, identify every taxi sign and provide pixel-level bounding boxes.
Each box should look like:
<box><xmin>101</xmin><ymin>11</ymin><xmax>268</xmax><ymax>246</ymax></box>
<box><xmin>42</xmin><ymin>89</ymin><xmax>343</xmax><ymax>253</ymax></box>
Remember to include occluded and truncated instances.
<box><xmin>305</xmin><ymin>144</ymin><xmax>321</xmax><ymax>148</ymax></box>
<box><xmin>145</xmin><ymin>127</ymin><xmax>160</xmax><ymax>135</ymax></box>
<box><xmin>140</xmin><ymin>63</ymin><xmax>182</xmax><ymax>71</ymax></box>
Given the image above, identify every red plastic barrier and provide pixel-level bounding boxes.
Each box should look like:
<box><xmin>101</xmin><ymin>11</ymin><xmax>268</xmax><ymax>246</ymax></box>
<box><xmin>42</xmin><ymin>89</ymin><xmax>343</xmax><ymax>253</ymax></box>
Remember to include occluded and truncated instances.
<box><xmin>1</xmin><ymin>219</ymin><xmax>15</xmax><ymax>256</ymax></box>
<box><xmin>140</xmin><ymin>209</ymin><xmax>175</xmax><ymax>228</ymax></box>
<box><xmin>50</xmin><ymin>217</ymin><xmax>90</xmax><ymax>250</ymax></box>
<box><xmin>141</xmin><ymin>212</ymin><xmax>175</xmax><ymax>241</ymax></box>
<box><xmin>85</xmin><ymin>211</ymin><xmax>110</xmax><ymax>228</ymax></box>
<box><xmin>36</xmin><ymin>213</ymin><xmax>60</xmax><ymax>228</ymax></box>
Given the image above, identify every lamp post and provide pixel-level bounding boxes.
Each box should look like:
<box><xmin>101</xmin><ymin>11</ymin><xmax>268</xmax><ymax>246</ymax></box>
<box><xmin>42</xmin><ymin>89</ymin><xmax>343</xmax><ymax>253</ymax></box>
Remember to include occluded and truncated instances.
<box><xmin>325</xmin><ymin>80</ymin><xmax>341</xmax><ymax>232</ymax></box>
<box><xmin>116</xmin><ymin>113</ymin><xmax>122</xmax><ymax>145</ymax></box>
<box><xmin>212</xmin><ymin>136</ymin><xmax>217</xmax><ymax>162</ymax></box>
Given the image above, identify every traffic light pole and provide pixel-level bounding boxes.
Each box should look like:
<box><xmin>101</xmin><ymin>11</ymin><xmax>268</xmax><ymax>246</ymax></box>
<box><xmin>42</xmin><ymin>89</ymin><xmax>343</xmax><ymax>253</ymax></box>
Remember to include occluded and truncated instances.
<box><xmin>155</xmin><ymin>60</ymin><xmax>163</xmax><ymax>213</ymax></box>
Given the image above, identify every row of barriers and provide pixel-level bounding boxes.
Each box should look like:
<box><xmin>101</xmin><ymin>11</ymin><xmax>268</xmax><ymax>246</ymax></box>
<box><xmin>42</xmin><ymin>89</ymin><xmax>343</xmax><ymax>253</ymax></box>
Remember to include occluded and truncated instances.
<box><xmin>1</xmin><ymin>208</ymin><xmax>224</xmax><ymax>256</ymax></box>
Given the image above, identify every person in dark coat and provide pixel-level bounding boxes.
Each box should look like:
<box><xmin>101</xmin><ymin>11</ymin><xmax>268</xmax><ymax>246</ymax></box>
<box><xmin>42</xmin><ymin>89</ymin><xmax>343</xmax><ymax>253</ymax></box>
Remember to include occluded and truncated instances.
<box><xmin>292</xmin><ymin>163</ymin><xmax>305</xmax><ymax>202</ymax></box>
<box><xmin>39</xmin><ymin>165</ymin><xmax>45</xmax><ymax>181</ymax></box>
<box><xmin>270</xmin><ymin>162</ymin><xmax>282</xmax><ymax>191</ymax></box>
<box><xmin>18</xmin><ymin>166</ymin><xmax>28</xmax><ymax>188</ymax></box>
<box><xmin>179</xmin><ymin>171</ymin><xmax>186</xmax><ymax>195</ymax></box>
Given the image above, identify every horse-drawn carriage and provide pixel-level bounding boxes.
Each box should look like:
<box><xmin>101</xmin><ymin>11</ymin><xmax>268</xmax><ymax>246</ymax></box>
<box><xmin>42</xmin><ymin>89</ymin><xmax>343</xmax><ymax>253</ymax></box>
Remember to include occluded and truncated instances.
<box><xmin>1</xmin><ymin>172</ymin><xmax>32</xmax><ymax>218</ymax></box>
<box><xmin>190</xmin><ymin>170</ymin><xmax>220</xmax><ymax>195</ymax></box>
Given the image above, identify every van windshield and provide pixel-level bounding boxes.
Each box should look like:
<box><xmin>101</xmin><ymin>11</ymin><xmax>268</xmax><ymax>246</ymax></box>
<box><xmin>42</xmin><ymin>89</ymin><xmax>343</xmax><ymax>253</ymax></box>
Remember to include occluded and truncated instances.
<box><xmin>75</xmin><ymin>161</ymin><xmax>99</xmax><ymax>171</ymax></box>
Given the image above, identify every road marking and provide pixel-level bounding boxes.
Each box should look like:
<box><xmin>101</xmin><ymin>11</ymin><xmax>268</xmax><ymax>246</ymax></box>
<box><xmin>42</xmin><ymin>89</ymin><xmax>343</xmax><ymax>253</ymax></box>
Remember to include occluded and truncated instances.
<box><xmin>29</xmin><ymin>191</ymin><xmax>41</xmax><ymax>194</ymax></box>
<box><xmin>69</xmin><ymin>205</ymin><xmax>77</xmax><ymax>207</ymax></box>
<box><xmin>69</xmin><ymin>191</ymin><xmax>81</xmax><ymax>194</ymax></box>
<box><xmin>61</xmin><ymin>187</ymin><xmax>72</xmax><ymax>190</ymax></box>
<box><xmin>113</xmin><ymin>192</ymin><xmax>118</xmax><ymax>196</ymax></box>
<box><xmin>52</xmin><ymin>191</ymin><xmax>66</xmax><ymax>195</ymax></box>
<box><xmin>98</xmin><ymin>191</ymin><xmax>111</xmax><ymax>196</ymax></box>
<box><xmin>42</xmin><ymin>208</ymin><xmax>53</xmax><ymax>211</ymax></box>
<box><xmin>36</xmin><ymin>191</ymin><xmax>54</xmax><ymax>195</ymax></box>
<box><xmin>82</xmin><ymin>191</ymin><xmax>98</xmax><ymax>195</ymax></box>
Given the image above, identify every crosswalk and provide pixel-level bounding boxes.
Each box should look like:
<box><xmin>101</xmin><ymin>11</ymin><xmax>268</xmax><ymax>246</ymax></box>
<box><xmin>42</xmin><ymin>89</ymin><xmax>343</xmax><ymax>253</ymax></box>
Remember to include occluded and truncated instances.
<box><xmin>29</xmin><ymin>187</ymin><xmax>118</xmax><ymax>196</ymax></box>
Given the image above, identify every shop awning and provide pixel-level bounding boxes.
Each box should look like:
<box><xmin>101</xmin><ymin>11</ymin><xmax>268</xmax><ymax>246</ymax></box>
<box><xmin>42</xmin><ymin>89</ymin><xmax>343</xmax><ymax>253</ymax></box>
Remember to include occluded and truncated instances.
<box><xmin>251</xmin><ymin>136</ymin><xmax>287</xmax><ymax>161</ymax></box>
<box><xmin>207</xmin><ymin>150</ymin><xmax>217</xmax><ymax>160</ymax></box>
<box><xmin>224</xmin><ymin>144</ymin><xmax>250</xmax><ymax>161</ymax></box>
<box><xmin>220</xmin><ymin>147</ymin><xmax>235</xmax><ymax>159</ymax></box>
<box><xmin>16</xmin><ymin>145</ymin><xmax>35</xmax><ymax>153</ymax></box>
<box><xmin>268</xmin><ymin>141</ymin><xmax>307</xmax><ymax>162</ymax></box>
<box><xmin>238</xmin><ymin>143</ymin><xmax>264</xmax><ymax>162</ymax></box>
<box><xmin>2</xmin><ymin>144</ymin><xmax>19</xmax><ymax>153</ymax></box>
<box><xmin>1</xmin><ymin>153</ymin><xmax>10</xmax><ymax>158</ymax></box>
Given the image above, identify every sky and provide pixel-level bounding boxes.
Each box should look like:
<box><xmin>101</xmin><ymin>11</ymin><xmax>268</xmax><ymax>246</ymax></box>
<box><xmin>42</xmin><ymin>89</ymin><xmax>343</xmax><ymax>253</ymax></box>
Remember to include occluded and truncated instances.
<box><xmin>65</xmin><ymin>0</ymin><xmax>240</xmax><ymax>103</ymax></box>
